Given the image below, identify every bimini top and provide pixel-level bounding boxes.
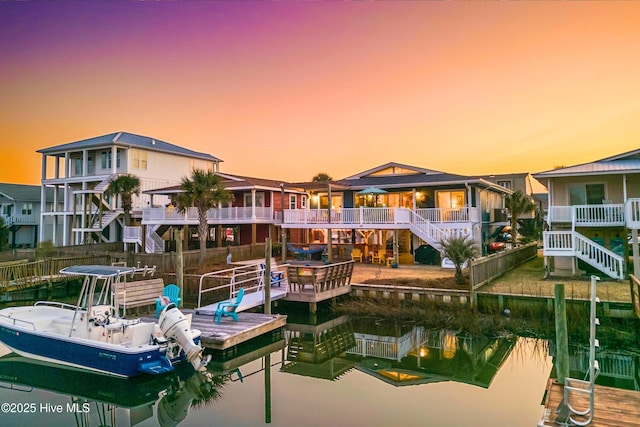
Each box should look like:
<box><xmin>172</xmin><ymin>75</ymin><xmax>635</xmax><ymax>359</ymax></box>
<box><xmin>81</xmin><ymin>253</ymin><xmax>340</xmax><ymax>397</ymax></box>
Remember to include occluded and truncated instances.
<box><xmin>60</xmin><ymin>265</ymin><xmax>137</xmax><ymax>278</ymax></box>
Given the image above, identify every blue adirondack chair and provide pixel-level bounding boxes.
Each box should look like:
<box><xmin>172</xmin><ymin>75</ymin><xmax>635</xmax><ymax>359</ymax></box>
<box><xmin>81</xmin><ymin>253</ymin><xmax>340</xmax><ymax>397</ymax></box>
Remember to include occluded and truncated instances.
<box><xmin>214</xmin><ymin>287</ymin><xmax>245</xmax><ymax>324</ymax></box>
<box><xmin>155</xmin><ymin>284</ymin><xmax>181</xmax><ymax>318</ymax></box>
<box><xmin>259</xmin><ymin>263</ymin><xmax>285</xmax><ymax>287</ymax></box>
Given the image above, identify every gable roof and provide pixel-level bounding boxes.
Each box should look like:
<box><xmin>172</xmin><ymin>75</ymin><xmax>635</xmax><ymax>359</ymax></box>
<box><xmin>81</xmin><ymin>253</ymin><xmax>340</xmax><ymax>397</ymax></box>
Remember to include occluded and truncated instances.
<box><xmin>343</xmin><ymin>162</ymin><xmax>444</xmax><ymax>180</ymax></box>
<box><xmin>37</xmin><ymin>132</ymin><xmax>221</xmax><ymax>162</ymax></box>
<box><xmin>289</xmin><ymin>162</ymin><xmax>511</xmax><ymax>194</ymax></box>
<box><xmin>143</xmin><ymin>172</ymin><xmax>306</xmax><ymax>196</ymax></box>
<box><xmin>0</xmin><ymin>183</ymin><xmax>57</xmax><ymax>203</ymax></box>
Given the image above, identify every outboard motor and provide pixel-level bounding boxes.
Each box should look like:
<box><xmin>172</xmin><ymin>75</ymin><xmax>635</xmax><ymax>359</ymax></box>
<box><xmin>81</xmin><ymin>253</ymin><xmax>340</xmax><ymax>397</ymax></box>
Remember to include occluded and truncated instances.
<box><xmin>159</xmin><ymin>304</ymin><xmax>211</xmax><ymax>371</ymax></box>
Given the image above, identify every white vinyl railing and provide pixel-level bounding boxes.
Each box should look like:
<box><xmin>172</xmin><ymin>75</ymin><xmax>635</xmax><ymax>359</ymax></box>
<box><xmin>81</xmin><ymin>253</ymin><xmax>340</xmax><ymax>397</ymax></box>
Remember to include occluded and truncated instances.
<box><xmin>283</xmin><ymin>207</ymin><xmax>473</xmax><ymax>226</ymax></box>
<box><xmin>123</xmin><ymin>226</ymin><xmax>142</xmax><ymax>243</ymax></box>
<box><xmin>145</xmin><ymin>225</ymin><xmax>165</xmax><ymax>254</ymax></box>
<box><xmin>415</xmin><ymin>207</ymin><xmax>474</xmax><ymax>223</ymax></box>
<box><xmin>627</xmin><ymin>199</ymin><xmax>640</xmax><ymax>229</ymax></box>
<box><xmin>543</xmin><ymin>230</ymin><xmax>624</xmax><ymax>279</ymax></box>
<box><xmin>548</xmin><ymin>199</ymin><xmax>640</xmax><ymax>228</ymax></box>
<box><xmin>574</xmin><ymin>204</ymin><xmax>625</xmax><ymax>226</ymax></box>
<box><xmin>142</xmin><ymin>206</ymin><xmax>274</xmax><ymax>223</ymax></box>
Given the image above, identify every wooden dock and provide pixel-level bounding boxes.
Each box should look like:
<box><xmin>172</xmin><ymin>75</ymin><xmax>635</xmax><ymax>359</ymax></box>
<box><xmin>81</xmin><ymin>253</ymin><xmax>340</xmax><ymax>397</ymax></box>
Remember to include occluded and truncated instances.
<box><xmin>144</xmin><ymin>310</ymin><xmax>287</xmax><ymax>352</ymax></box>
<box><xmin>538</xmin><ymin>378</ymin><xmax>640</xmax><ymax>426</ymax></box>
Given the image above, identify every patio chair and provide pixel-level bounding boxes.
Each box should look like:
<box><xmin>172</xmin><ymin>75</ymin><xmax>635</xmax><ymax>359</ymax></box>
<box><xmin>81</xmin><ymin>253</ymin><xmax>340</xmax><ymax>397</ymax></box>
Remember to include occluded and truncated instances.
<box><xmin>372</xmin><ymin>249</ymin><xmax>386</xmax><ymax>264</ymax></box>
<box><xmin>260</xmin><ymin>263</ymin><xmax>285</xmax><ymax>287</ymax></box>
<box><xmin>214</xmin><ymin>287</ymin><xmax>245</xmax><ymax>324</ymax></box>
<box><xmin>351</xmin><ymin>248</ymin><xmax>363</xmax><ymax>263</ymax></box>
<box><xmin>155</xmin><ymin>284</ymin><xmax>181</xmax><ymax>318</ymax></box>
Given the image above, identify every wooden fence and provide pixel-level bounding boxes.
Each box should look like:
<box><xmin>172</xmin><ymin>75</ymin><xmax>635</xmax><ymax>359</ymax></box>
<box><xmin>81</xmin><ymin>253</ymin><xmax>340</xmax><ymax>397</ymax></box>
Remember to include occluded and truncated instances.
<box><xmin>0</xmin><ymin>254</ymin><xmax>112</xmax><ymax>290</ymax></box>
<box><xmin>468</xmin><ymin>243</ymin><xmax>538</xmax><ymax>306</ymax></box>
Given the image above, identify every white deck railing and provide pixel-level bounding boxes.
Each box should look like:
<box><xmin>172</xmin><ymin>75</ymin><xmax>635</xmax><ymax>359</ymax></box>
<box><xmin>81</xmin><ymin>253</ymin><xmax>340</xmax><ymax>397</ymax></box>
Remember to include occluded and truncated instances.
<box><xmin>142</xmin><ymin>206</ymin><xmax>274</xmax><ymax>223</ymax></box>
<box><xmin>123</xmin><ymin>226</ymin><xmax>142</xmax><ymax>243</ymax></box>
<box><xmin>548</xmin><ymin>199</ymin><xmax>640</xmax><ymax>228</ymax></box>
<box><xmin>283</xmin><ymin>207</ymin><xmax>474</xmax><ymax>225</ymax></box>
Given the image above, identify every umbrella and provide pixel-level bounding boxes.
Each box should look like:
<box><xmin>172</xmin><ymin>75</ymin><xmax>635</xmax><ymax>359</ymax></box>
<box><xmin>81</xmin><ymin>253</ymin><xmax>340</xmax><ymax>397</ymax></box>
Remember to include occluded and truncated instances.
<box><xmin>357</xmin><ymin>187</ymin><xmax>388</xmax><ymax>195</ymax></box>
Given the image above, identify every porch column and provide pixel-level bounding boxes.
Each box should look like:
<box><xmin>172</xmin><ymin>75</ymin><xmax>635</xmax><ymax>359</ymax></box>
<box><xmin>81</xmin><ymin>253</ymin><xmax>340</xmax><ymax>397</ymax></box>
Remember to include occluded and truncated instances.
<box><xmin>39</xmin><ymin>154</ymin><xmax>47</xmax><ymax>243</ymax></box>
<box><xmin>83</xmin><ymin>149</ymin><xmax>88</xmax><ymax>176</ymax></box>
<box><xmin>623</xmin><ymin>174</ymin><xmax>628</xmax><ymax>201</ymax></box>
<box><xmin>280</xmin><ymin>183</ymin><xmax>287</xmax><ymax>263</ymax></box>
<box><xmin>252</xmin><ymin>189</ymin><xmax>256</xmax><ymax>220</ymax></box>
<box><xmin>632</xmin><ymin>228</ymin><xmax>640</xmax><ymax>277</ymax></box>
<box><xmin>393</xmin><ymin>229</ymin><xmax>399</xmax><ymax>266</ymax></box>
<box><xmin>412</xmin><ymin>188</ymin><xmax>417</xmax><ymax>211</ymax></box>
<box><xmin>111</xmin><ymin>145</ymin><xmax>117</xmax><ymax>174</ymax></box>
<box><xmin>252</xmin><ymin>223</ymin><xmax>257</xmax><ymax>244</ymax></box>
<box><xmin>327</xmin><ymin>183</ymin><xmax>333</xmax><ymax>262</ymax></box>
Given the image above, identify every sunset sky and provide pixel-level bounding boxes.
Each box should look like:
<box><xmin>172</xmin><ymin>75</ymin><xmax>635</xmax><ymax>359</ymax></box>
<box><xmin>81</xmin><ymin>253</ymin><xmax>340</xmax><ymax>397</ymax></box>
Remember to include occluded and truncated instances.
<box><xmin>2</xmin><ymin>2</ymin><xmax>640</xmax><ymax>185</ymax></box>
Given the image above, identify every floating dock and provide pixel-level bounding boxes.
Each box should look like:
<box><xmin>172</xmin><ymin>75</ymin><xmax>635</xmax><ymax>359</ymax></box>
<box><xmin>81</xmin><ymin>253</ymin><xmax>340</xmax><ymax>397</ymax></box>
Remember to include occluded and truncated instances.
<box><xmin>144</xmin><ymin>310</ymin><xmax>286</xmax><ymax>353</ymax></box>
<box><xmin>538</xmin><ymin>378</ymin><xmax>640</xmax><ymax>426</ymax></box>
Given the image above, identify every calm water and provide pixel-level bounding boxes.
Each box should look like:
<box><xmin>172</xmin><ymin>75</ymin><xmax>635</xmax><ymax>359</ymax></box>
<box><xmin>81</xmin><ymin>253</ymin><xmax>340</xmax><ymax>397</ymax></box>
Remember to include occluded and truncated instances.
<box><xmin>0</xmin><ymin>313</ymin><xmax>558</xmax><ymax>427</ymax></box>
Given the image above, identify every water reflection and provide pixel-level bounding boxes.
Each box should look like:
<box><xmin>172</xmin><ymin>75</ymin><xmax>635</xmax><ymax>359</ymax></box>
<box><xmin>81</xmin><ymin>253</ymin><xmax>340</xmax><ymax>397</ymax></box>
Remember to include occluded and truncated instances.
<box><xmin>0</xmin><ymin>353</ymin><xmax>222</xmax><ymax>427</ymax></box>
<box><xmin>282</xmin><ymin>314</ymin><xmax>356</xmax><ymax>380</ymax></box>
<box><xmin>282</xmin><ymin>315</ymin><xmax>518</xmax><ymax>389</ymax></box>
<box><xmin>548</xmin><ymin>341</ymin><xmax>640</xmax><ymax>391</ymax></box>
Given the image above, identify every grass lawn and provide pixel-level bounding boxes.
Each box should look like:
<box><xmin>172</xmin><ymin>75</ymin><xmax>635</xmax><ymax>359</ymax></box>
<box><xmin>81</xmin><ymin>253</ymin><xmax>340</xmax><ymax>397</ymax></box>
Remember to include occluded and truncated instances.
<box><xmin>478</xmin><ymin>255</ymin><xmax>632</xmax><ymax>303</ymax></box>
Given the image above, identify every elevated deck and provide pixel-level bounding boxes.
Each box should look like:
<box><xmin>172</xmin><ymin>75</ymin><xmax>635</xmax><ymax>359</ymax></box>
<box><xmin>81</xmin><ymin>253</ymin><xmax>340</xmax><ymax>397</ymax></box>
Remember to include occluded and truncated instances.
<box><xmin>538</xmin><ymin>378</ymin><xmax>640</xmax><ymax>426</ymax></box>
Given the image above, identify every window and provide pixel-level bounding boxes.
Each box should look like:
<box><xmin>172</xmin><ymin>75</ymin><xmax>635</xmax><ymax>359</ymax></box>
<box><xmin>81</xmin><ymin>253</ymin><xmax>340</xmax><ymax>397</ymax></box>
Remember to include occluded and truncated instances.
<box><xmin>132</xmin><ymin>149</ymin><xmax>147</xmax><ymax>170</ymax></box>
<box><xmin>301</xmin><ymin>195</ymin><xmax>307</xmax><ymax>209</ymax></box>
<box><xmin>21</xmin><ymin>203</ymin><xmax>33</xmax><ymax>215</ymax></box>
<box><xmin>74</xmin><ymin>159</ymin><xmax>82</xmax><ymax>175</ymax></box>
<box><xmin>244</xmin><ymin>192</ymin><xmax>265</xmax><ymax>207</ymax></box>
<box><xmin>289</xmin><ymin>194</ymin><xmax>297</xmax><ymax>209</ymax></box>
<box><xmin>497</xmin><ymin>180</ymin><xmax>512</xmax><ymax>189</ymax></box>
<box><xmin>437</xmin><ymin>190</ymin><xmax>465</xmax><ymax>209</ymax></box>
<box><xmin>568</xmin><ymin>183</ymin><xmax>605</xmax><ymax>205</ymax></box>
<box><xmin>101</xmin><ymin>150</ymin><xmax>121</xmax><ymax>169</ymax></box>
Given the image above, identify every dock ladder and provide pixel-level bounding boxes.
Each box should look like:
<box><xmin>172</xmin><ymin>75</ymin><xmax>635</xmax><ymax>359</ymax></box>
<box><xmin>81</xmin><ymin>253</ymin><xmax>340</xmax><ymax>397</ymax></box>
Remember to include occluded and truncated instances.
<box><xmin>558</xmin><ymin>275</ymin><xmax>600</xmax><ymax>426</ymax></box>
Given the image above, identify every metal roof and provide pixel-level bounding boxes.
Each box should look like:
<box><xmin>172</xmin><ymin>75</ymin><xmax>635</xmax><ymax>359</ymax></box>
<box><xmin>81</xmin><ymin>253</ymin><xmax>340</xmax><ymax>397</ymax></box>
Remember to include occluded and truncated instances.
<box><xmin>0</xmin><ymin>183</ymin><xmax>57</xmax><ymax>203</ymax></box>
<box><xmin>533</xmin><ymin>159</ymin><xmax>640</xmax><ymax>179</ymax></box>
<box><xmin>37</xmin><ymin>131</ymin><xmax>221</xmax><ymax>162</ymax></box>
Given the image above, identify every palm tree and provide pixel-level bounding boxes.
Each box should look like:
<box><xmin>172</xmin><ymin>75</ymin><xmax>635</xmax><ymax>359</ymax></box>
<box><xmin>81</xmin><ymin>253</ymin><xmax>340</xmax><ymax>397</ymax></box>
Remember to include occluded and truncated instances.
<box><xmin>106</xmin><ymin>174</ymin><xmax>141</xmax><ymax>226</ymax></box>
<box><xmin>175</xmin><ymin>169</ymin><xmax>231</xmax><ymax>263</ymax></box>
<box><xmin>505</xmin><ymin>190</ymin><xmax>538</xmax><ymax>246</ymax></box>
<box><xmin>312</xmin><ymin>172</ymin><xmax>332</xmax><ymax>182</ymax></box>
<box><xmin>439</xmin><ymin>235</ymin><xmax>477</xmax><ymax>285</ymax></box>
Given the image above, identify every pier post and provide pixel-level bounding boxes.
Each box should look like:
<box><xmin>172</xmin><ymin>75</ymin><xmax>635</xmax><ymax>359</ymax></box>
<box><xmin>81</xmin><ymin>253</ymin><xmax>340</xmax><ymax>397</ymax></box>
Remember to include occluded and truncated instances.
<box><xmin>176</xmin><ymin>227</ymin><xmax>184</xmax><ymax>308</ymax></box>
<box><xmin>554</xmin><ymin>283</ymin><xmax>569</xmax><ymax>385</ymax></box>
<box><xmin>264</xmin><ymin>353</ymin><xmax>271</xmax><ymax>424</ymax></box>
<box><xmin>264</xmin><ymin>237</ymin><xmax>271</xmax><ymax>315</ymax></box>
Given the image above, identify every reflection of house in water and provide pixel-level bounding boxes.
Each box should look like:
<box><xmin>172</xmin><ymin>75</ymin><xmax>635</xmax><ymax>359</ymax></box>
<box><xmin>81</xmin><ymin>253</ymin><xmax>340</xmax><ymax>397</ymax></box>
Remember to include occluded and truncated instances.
<box><xmin>281</xmin><ymin>315</ymin><xmax>357</xmax><ymax>380</ymax></box>
<box><xmin>345</xmin><ymin>319</ymin><xmax>516</xmax><ymax>388</ymax></box>
<box><xmin>549</xmin><ymin>342</ymin><xmax>640</xmax><ymax>391</ymax></box>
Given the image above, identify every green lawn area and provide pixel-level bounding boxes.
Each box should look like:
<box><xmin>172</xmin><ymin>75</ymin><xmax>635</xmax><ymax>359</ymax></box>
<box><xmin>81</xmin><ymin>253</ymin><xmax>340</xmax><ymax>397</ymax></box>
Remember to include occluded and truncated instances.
<box><xmin>479</xmin><ymin>255</ymin><xmax>632</xmax><ymax>303</ymax></box>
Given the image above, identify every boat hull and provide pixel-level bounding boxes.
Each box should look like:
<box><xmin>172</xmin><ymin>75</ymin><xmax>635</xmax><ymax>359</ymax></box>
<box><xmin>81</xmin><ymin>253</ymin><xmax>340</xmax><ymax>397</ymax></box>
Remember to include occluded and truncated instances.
<box><xmin>0</xmin><ymin>318</ymin><xmax>179</xmax><ymax>377</ymax></box>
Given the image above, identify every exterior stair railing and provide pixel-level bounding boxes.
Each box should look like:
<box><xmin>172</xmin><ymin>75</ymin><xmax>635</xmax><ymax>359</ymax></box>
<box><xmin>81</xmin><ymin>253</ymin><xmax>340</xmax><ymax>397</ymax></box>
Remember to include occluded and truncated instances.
<box><xmin>543</xmin><ymin>231</ymin><xmax>624</xmax><ymax>279</ymax></box>
<box><xmin>145</xmin><ymin>225</ymin><xmax>165</xmax><ymax>253</ymax></box>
